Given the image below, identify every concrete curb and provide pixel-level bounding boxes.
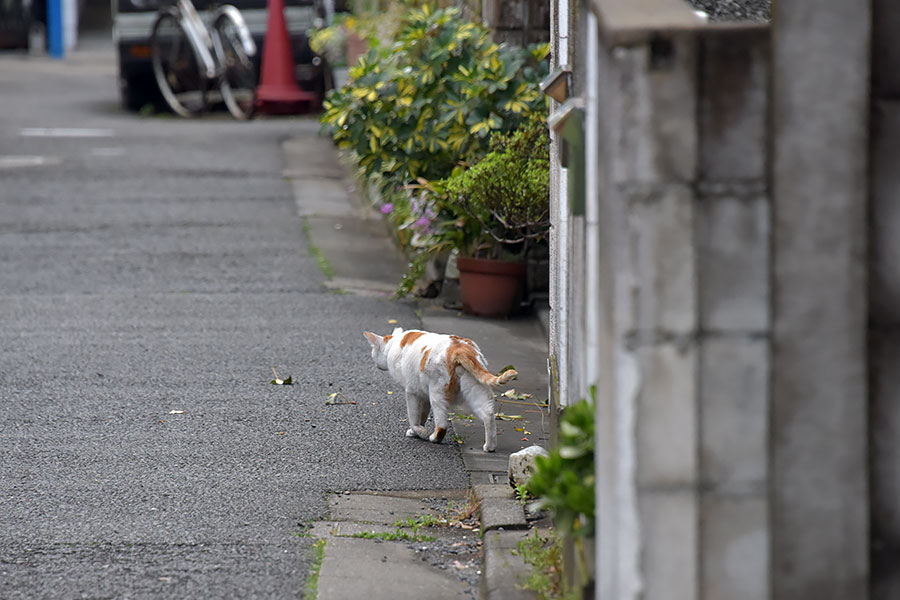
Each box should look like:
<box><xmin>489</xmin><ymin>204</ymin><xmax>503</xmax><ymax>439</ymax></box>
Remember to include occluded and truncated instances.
<box><xmin>475</xmin><ymin>484</ymin><xmax>528</xmax><ymax>531</ymax></box>
<box><xmin>474</xmin><ymin>485</ymin><xmax>536</xmax><ymax>599</ymax></box>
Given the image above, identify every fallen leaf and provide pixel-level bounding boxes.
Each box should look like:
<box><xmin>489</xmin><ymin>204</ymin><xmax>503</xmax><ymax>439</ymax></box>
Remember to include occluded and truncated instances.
<box><xmin>168</xmin><ymin>410</ymin><xmax>185</xmax><ymax>415</ymax></box>
<box><xmin>514</xmin><ymin>426</ymin><xmax>525</xmax><ymax>432</ymax></box>
<box><xmin>271</xmin><ymin>367</ymin><xmax>293</xmax><ymax>385</ymax></box>
<box><xmin>326</xmin><ymin>391</ymin><xmax>356</xmax><ymax>405</ymax></box>
<box><xmin>388</xmin><ymin>319</ymin><xmax>398</xmax><ymax>324</ymax></box>
<box><xmin>501</xmin><ymin>389</ymin><xmax>532</xmax><ymax>400</ymax></box>
<box><xmin>387</xmin><ymin>390</ymin><xmax>394</xmax><ymax>395</ymax></box>
<box><xmin>521</xmin><ymin>437</ymin><xmax>529</xmax><ymax>441</ymax></box>
<box><xmin>495</xmin><ymin>413</ymin><xmax>523</xmax><ymax>421</ymax></box>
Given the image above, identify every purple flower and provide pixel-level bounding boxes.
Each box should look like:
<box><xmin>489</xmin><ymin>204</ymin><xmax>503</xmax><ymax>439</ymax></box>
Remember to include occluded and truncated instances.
<box><xmin>380</xmin><ymin>203</ymin><xmax>393</xmax><ymax>215</ymax></box>
<box><xmin>415</xmin><ymin>216</ymin><xmax>431</xmax><ymax>229</ymax></box>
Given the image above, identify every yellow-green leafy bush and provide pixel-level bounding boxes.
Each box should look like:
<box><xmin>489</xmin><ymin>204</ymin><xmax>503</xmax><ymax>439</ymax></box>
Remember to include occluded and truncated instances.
<box><xmin>321</xmin><ymin>4</ymin><xmax>549</xmax><ymax>191</ymax></box>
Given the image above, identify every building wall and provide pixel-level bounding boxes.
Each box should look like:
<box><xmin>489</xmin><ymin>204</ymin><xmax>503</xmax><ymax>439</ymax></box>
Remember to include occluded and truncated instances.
<box><xmin>549</xmin><ymin>0</ymin><xmax>876</xmax><ymax>598</ymax></box>
<box><xmin>770</xmin><ymin>2</ymin><xmax>870</xmax><ymax>598</ymax></box>
<box><xmin>870</xmin><ymin>1</ymin><xmax>900</xmax><ymax>598</ymax></box>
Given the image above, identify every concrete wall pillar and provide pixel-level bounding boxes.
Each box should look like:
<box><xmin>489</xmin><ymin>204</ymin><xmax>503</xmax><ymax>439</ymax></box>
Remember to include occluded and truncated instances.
<box><xmin>590</xmin><ymin>9</ymin><xmax>704</xmax><ymax>596</ymax></box>
<box><xmin>557</xmin><ymin>2</ymin><xmax>874</xmax><ymax>599</ymax></box>
<box><xmin>696</xmin><ymin>28</ymin><xmax>771</xmax><ymax>600</ymax></box>
<box><xmin>869</xmin><ymin>1</ymin><xmax>900</xmax><ymax>597</ymax></box>
<box><xmin>770</xmin><ymin>3</ymin><xmax>870</xmax><ymax>599</ymax></box>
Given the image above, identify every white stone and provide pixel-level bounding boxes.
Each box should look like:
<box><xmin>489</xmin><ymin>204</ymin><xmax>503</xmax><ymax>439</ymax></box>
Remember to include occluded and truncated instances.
<box><xmin>508</xmin><ymin>445</ymin><xmax>549</xmax><ymax>488</ymax></box>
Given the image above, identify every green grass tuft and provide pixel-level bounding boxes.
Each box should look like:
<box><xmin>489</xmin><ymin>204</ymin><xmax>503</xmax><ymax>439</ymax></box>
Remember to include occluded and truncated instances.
<box><xmin>349</xmin><ymin>528</ymin><xmax>437</xmax><ymax>543</ymax></box>
<box><xmin>302</xmin><ymin>218</ymin><xmax>336</xmax><ymax>280</ymax></box>
<box><xmin>303</xmin><ymin>538</ymin><xmax>327</xmax><ymax>600</ymax></box>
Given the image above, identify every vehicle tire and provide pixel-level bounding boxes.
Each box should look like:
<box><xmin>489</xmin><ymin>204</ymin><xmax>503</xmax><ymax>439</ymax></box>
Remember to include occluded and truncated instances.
<box><xmin>150</xmin><ymin>10</ymin><xmax>207</xmax><ymax>117</ymax></box>
<box><xmin>212</xmin><ymin>13</ymin><xmax>256</xmax><ymax>120</ymax></box>
<box><xmin>119</xmin><ymin>74</ymin><xmax>158</xmax><ymax>113</ymax></box>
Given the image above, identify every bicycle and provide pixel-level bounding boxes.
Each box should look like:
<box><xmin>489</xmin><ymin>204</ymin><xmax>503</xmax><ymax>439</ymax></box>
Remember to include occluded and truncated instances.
<box><xmin>150</xmin><ymin>0</ymin><xmax>257</xmax><ymax>119</ymax></box>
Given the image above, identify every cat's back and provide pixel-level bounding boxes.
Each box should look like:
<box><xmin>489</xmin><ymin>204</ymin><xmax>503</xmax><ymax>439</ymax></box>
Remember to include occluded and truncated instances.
<box><xmin>387</xmin><ymin>329</ymin><xmax>455</xmax><ymax>383</ymax></box>
<box><xmin>389</xmin><ymin>329</ymin><xmax>489</xmax><ymax>383</ymax></box>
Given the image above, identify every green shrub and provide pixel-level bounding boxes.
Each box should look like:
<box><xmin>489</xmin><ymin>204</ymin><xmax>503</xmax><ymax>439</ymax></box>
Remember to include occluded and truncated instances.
<box><xmin>441</xmin><ymin>115</ymin><xmax>550</xmax><ymax>258</ymax></box>
<box><xmin>526</xmin><ymin>388</ymin><xmax>595</xmax><ymax>539</ymax></box>
<box><xmin>321</xmin><ymin>4</ymin><xmax>549</xmax><ymax>192</ymax></box>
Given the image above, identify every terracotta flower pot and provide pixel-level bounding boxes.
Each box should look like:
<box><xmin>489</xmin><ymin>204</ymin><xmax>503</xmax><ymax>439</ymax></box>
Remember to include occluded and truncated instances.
<box><xmin>457</xmin><ymin>256</ymin><xmax>527</xmax><ymax>318</ymax></box>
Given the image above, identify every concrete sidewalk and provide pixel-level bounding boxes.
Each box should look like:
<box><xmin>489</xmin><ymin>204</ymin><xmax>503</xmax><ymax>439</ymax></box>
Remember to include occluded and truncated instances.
<box><xmin>283</xmin><ymin>131</ymin><xmax>548</xmax><ymax>600</ymax></box>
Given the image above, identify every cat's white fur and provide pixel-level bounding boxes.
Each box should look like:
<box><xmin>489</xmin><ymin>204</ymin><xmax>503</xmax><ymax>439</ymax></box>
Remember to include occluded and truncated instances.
<box><xmin>364</xmin><ymin>328</ymin><xmax>518</xmax><ymax>452</ymax></box>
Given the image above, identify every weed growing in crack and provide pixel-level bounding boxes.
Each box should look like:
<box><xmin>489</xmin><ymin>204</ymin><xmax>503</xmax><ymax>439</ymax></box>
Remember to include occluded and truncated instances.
<box><xmin>302</xmin><ymin>538</ymin><xmax>327</xmax><ymax>600</ymax></box>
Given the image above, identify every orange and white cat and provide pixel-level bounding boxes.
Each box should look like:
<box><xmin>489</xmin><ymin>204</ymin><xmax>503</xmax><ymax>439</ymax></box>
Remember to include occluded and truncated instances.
<box><xmin>364</xmin><ymin>328</ymin><xmax>518</xmax><ymax>452</ymax></box>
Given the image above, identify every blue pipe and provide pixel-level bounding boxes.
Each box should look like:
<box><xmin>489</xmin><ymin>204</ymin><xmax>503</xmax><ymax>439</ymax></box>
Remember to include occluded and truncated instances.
<box><xmin>47</xmin><ymin>0</ymin><xmax>63</xmax><ymax>58</ymax></box>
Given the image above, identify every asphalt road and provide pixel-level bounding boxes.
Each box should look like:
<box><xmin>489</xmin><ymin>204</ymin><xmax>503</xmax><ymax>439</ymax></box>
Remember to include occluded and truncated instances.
<box><xmin>0</xmin><ymin>39</ymin><xmax>468</xmax><ymax>598</ymax></box>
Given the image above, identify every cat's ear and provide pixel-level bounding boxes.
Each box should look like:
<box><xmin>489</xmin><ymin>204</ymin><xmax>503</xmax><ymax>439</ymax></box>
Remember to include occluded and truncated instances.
<box><xmin>363</xmin><ymin>331</ymin><xmax>382</xmax><ymax>348</ymax></box>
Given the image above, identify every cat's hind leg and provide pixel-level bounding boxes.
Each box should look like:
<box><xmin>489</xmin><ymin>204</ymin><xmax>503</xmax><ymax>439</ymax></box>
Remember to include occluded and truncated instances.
<box><xmin>470</xmin><ymin>387</ymin><xmax>497</xmax><ymax>452</ymax></box>
<box><xmin>428</xmin><ymin>385</ymin><xmax>450</xmax><ymax>444</ymax></box>
<box><xmin>405</xmin><ymin>391</ymin><xmax>429</xmax><ymax>440</ymax></box>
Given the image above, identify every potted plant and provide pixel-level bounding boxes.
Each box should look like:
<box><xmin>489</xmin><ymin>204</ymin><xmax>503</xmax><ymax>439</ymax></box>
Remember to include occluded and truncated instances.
<box><xmin>438</xmin><ymin>115</ymin><xmax>551</xmax><ymax>317</ymax></box>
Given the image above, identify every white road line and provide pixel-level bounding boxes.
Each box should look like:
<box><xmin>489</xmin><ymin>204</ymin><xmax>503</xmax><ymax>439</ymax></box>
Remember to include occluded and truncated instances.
<box><xmin>19</xmin><ymin>127</ymin><xmax>115</xmax><ymax>138</ymax></box>
<box><xmin>91</xmin><ymin>147</ymin><xmax>126</xmax><ymax>157</ymax></box>
<box><xmin>0</xmin><ymin>155</ymin><xmax>61</xmax><ymax>169</ymax></box>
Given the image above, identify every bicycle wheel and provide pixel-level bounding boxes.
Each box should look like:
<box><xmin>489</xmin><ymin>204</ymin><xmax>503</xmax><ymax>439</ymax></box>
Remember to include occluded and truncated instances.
<box><xmin>212</xmin><ymin>12</ymin><xmax>257</xmax><ymax>120</ymax></box>
<box><xmin>151</xmin><ymin>10</ymin><xmax>208</xmax><ymax>117</ymax></box>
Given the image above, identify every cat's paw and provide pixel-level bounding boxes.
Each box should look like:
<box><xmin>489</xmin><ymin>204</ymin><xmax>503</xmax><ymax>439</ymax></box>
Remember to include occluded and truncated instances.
<box><xmin>483</xmin><ymin>442</ymin><xmax>496</xmax><ymax>452</ymax></box>
<box><xmin>408</xmin><ymin>425</ymin><xmax>428</xmax><ymax>439</ymax></box>
<box><xmin>429</xmin><ymin>426</ymin><xmax>447</xmax><ymax>443</ymax></box>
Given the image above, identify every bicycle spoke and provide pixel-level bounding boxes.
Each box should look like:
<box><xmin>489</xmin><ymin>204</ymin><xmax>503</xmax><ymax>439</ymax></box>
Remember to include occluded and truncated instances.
<box><xmin>213</xmin><ymin>16</ymin><xmax>257</xmax><ymax>120</ymax></box>
<box><xmin>151</xmin><ymin>11</ymin><xmax>207</xmax><ymax>117</ymax></box>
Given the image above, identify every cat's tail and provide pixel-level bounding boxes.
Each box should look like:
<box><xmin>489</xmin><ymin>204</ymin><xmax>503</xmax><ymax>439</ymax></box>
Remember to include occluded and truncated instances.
<box><xmin>451</xmin><ymin>345</ymin><xmax>518</xmax><ymax>387</ymax></box>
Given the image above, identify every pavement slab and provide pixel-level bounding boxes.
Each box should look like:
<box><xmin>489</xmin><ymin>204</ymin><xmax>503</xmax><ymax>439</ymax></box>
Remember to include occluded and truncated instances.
<box><xmin>311</xmin><ymin>490</ymin><xmax>481</xmax><ymax>600</ymax></box>
<box><xmin>482</xmin><ymin>530</ymin><xmax>538</xmax><ymax>600</ymax></box>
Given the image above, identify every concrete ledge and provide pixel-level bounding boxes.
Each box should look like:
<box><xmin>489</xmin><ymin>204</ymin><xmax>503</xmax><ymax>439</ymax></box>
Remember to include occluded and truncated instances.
<box><xmin>482</xmin><ymin>529</ymin><xmax>536</xmax><ymax>600</ymax></box>
<box><xmin>592</xmin><ymin>0</ymin><xmax>769</xmax><ymax>47</ymax></box>
<box><xmin>475</xmin><ymin>484</ymin><xmax>528</xmax><ymax>531</ymax></box>
<box><xmin>592</xmin><ymin>0</ymin><xmax>703</xmax><ymax>45</ymax></box>
<box><xmin>475</xmin><ymin>483</ymin><xmax>515</xmax><ymax>500</ymax></box>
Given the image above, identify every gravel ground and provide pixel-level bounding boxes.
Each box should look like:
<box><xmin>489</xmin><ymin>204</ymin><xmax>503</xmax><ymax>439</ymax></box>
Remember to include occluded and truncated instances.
<box><xmin>686</xmin><ymin>0</ymin><xmax>771</xmax><ymax>22</ymax></box>
<box><xmin>408</xmin><ymin>496</ymin><xmax>484</xmax><ymax>599</ymax></box>
<box><xmin>407</xmin><ymin>533</ymin><xmax>483</xmax><ymax>599</ymax></box>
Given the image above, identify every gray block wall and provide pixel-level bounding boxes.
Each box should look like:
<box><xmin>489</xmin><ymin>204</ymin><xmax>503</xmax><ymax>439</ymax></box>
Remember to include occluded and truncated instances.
<box><xmin>590</xmin><ymin>19</ymin><xmax>772</xmax><ymax>600</ymax></box>
<box><xmin>697</xmin><ymin>28</ymin><xmax>771</xmax><ymax>600</ymax></box>
<box><xmin>551</xmin><ymin>0</ymin><xmax>883</xmax><ymax>598</ymax></box>
<box><xmin>770</xmin><ymin>2</ymin><xmax>870</xmax><ymax>598</ymax></box>
<box><xmin>870</xmin><ymin>1</ymin><xmax>900</xmax><ymax>598</ymax></box>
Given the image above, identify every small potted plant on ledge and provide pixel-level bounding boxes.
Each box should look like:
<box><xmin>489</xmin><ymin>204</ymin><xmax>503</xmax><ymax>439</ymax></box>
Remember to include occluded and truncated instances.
<box><xmin>439</xmin><ymin>115</ymin><xmax>551</xmax><ymax>317</ymax></box>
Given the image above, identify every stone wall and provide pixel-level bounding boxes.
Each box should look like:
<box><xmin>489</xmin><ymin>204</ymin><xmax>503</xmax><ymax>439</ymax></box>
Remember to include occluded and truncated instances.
<box><xmin>548</xmin><ymin>0</ymin><xmax>877</xmax><ymax>597</ymax></box>
<box><xmin>696</xmin><ymin>27</ymin><xmax>771</xmax><ymax>600</ymax></box>
<box><xmin>870</xmin><ymin>1</ymin><xmax>900</xmax><ymax>598</ymax></box>
<box><xmin>770</xmin><ymin>2</ymin><xmax>870</xmax><ymax>598</ymax></box>
<box><xmin>586</xmin><ymin>21</ymin><xmax>771</xmax><ymax>599</ymax></box>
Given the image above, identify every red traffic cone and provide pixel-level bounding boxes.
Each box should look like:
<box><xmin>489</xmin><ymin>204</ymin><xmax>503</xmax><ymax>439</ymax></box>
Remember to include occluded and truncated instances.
<box><xmin>255</xmin><ymin>0</ymin><xmax>317</xmax><ymax>114</ymax></box>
